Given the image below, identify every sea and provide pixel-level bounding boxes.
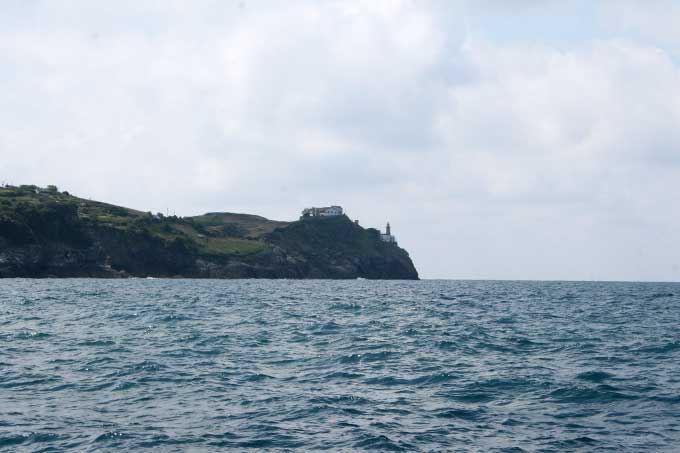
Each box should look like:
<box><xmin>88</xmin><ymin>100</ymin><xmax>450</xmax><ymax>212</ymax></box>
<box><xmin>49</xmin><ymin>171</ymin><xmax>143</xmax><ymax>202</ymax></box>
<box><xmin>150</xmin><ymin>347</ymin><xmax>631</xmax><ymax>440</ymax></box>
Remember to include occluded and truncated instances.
<box><xmin>1</xmin><ymin>279</ymin><xmax>679</xmax><ymax>452</ymax></box>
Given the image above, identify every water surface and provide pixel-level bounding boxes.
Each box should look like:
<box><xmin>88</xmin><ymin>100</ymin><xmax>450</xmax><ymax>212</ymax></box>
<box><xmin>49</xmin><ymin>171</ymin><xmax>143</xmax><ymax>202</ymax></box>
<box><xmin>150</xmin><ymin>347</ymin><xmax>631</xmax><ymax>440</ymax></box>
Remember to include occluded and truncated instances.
<box><xmin>1</xmin><ymin>279</ymin><xmax>679</xmax><ymax>451</ymax></box>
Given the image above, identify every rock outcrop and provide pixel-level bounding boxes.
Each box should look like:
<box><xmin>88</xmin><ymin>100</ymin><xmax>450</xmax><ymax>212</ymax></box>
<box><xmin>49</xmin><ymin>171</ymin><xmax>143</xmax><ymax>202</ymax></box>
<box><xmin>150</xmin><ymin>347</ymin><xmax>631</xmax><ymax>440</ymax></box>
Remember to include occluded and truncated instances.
<box><xmin>0</xmin><ymin>185</ymin><xmax>418</xmax><ymax>279</ymax></box>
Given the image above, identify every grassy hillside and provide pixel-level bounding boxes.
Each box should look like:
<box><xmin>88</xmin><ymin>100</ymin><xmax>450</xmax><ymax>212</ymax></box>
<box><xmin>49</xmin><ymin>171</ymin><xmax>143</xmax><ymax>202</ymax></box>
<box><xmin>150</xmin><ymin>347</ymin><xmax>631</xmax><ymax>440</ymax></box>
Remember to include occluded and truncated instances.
<box><xmin>0</xmin><ymin>185</ymin><xmax>418</xmax><ymax>279</ymax></box>
<box><xmin>0</xmin><ymin>185</ymin><xmax>282</xmax><ymax>257</ymax></box>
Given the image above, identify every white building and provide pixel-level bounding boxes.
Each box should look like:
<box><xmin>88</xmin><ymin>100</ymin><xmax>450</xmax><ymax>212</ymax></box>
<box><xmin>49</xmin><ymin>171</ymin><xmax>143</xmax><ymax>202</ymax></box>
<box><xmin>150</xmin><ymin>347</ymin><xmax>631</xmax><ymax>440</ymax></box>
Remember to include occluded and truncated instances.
<box><xmin>381</xmin><ymin>222</ymin><xmax>397</xmax><ymax>243</ymax></box>
<box><xmin>301</xmin><ymin>205</ymin><xmax>344</xmax><ymax>218</ymax></box>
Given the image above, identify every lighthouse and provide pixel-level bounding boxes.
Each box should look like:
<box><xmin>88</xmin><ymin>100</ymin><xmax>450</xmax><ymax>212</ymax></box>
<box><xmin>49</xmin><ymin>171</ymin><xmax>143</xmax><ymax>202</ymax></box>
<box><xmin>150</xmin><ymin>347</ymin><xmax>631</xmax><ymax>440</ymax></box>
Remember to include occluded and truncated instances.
<box><xmin>380</xmin><ymin>222</ymin><xmax>396</xmax><ymax>243</ymax></box>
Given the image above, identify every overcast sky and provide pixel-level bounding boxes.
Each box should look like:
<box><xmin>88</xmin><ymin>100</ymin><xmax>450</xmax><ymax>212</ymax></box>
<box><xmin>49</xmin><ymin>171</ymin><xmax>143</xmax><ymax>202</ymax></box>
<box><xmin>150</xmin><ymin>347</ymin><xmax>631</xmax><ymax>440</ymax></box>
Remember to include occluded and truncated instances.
<box><xmin>2</xmin><ymin>1</ymin><xmax>680</xmax><ymax>281</ymax></box>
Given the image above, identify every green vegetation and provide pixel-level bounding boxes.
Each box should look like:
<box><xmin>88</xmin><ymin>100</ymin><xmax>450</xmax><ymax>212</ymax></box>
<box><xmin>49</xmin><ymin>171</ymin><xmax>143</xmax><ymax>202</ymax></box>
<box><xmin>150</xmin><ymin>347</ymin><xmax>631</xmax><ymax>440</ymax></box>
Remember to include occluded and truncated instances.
<box><xmin>0</xmin><ymin>185</ymin><xmax>418</xmax><ymax>279</ymax></box>
<box><xmin>270</xmin><ymin>215</ymin><xmax>394</xmax><ymax>259</ymax></box>
<box><xmin>0</xmin><ymin>185</ymin><xmax>278</xmax><ymax>257</ymax></box>
<box><xmin>192</xmin><ymin>212</ymin><xmax>288</xmax><ymax>238</ymax></box>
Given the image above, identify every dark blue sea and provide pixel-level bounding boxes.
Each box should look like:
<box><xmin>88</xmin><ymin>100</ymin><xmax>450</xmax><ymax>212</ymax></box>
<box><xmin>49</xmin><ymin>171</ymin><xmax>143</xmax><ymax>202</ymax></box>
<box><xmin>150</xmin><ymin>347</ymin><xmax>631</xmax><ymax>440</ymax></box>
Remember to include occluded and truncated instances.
<box><xmin>1</xmin><ymin>279</ymin><xmax>680</xmax><ymax>452</ymax></box>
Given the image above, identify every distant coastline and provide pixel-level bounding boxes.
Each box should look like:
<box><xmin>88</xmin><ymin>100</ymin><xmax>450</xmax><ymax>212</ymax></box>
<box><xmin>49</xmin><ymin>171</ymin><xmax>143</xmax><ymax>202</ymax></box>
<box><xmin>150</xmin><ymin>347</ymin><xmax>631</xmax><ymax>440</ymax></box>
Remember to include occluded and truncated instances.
<box><xmin>0</xmin><ymin>185</ymin><xmax>418</xmax><ymax>279</ymax></box>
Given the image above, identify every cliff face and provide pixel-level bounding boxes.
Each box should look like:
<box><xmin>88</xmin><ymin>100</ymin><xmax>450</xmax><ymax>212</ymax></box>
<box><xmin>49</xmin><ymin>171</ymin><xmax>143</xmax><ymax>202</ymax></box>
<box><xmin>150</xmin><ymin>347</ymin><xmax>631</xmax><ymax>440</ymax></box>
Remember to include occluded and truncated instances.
<box><xmin>0</xmin><ymin>186</ymin><xmax>418</xmax><ymax>280</ymax></box>
<box><xmin>266</xmin><ymin>216</ymin><xmax>418</xmax><ymax>279</ymax></box>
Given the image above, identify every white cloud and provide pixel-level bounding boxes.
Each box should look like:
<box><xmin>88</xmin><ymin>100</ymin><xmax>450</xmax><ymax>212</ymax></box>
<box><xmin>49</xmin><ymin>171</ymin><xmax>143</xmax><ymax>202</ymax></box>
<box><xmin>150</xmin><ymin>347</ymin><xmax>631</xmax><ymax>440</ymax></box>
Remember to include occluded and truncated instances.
<box><xmin>1</xmin><ymin>1</ymin><xmax>680</xmax><ymax>280</ymax></box>
<box><xmin>603</xmin><ymin>0</ymin><xmax>680</xmax><ymax>56</ymax></box>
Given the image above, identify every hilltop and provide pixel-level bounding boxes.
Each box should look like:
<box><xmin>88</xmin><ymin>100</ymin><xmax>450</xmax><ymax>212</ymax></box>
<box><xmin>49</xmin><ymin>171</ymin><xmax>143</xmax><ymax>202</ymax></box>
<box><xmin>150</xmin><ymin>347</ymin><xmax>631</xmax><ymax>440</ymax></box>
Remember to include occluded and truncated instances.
<box><xmin>0</xmin><ymin>185</ymin><xmax>418</xmax><ymax>279</ymax></box>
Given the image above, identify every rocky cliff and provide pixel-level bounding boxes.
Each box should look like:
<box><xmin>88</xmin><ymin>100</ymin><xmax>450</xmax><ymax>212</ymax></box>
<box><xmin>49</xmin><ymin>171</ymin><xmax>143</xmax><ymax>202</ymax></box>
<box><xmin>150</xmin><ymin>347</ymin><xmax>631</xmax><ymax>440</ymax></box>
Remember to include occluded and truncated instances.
<box><xmin>0</xmin><ymin>185</ymin><xmax>418</xmax><ymax>279</ymax></box>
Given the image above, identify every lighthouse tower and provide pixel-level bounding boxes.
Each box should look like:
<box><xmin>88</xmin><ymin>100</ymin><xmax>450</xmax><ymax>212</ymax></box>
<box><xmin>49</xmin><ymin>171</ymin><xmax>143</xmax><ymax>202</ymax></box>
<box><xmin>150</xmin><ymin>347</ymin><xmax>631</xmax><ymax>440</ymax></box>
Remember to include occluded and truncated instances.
<box><xmin>381</xmin><ymin>222</ymin><xmax>396</xmax><ymax>243</ymax></box>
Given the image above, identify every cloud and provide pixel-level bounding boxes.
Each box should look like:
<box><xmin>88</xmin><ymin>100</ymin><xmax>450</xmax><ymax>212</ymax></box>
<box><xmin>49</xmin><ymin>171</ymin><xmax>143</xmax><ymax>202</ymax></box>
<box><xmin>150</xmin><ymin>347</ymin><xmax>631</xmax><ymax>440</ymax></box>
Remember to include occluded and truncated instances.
<box><xmin>602</xmin><ymin>0</ymin><xmax>680</xmax><ymax>56</ymax></box>
<box><xmin>1</xmin><ymin>1</ymin><xmax>679</xmax><ymax>280</ymax></box>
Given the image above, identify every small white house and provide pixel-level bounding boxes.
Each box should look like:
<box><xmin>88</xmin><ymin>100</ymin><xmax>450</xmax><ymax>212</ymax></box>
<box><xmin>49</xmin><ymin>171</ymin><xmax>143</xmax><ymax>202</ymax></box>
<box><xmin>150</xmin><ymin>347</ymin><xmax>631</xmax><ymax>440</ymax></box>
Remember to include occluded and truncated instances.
<box><xmin>301</xmin><ymin>205</ymin><xmax>344</xmax><ymax>218</ymax></box>
<box><xmin>319</xmin><ymin>206</ymin><xmax>343</xmax><ymax>217</ymax></box>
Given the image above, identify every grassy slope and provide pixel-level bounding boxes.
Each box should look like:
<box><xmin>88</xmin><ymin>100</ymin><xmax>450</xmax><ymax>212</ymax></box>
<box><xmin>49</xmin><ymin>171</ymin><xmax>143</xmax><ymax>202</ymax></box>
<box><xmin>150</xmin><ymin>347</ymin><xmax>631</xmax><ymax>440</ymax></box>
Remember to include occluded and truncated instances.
<box><xmin>270</xmin><ymin>215</ymin><xmax>398</xmax><ymax>260</ymax></box>
<box><xmin>0</xmin><ymin>185</ymin><xmax>287</xmax><ymax>257</ymax></box>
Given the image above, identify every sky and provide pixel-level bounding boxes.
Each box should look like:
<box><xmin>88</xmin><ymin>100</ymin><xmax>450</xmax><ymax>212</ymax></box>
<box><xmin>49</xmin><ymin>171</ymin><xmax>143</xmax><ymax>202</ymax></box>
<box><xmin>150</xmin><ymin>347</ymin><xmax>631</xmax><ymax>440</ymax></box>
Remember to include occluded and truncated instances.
<box><xmin>2</xmin><ymin>0</ymin><xmax>680</xmax><ymax>281</ymax></box>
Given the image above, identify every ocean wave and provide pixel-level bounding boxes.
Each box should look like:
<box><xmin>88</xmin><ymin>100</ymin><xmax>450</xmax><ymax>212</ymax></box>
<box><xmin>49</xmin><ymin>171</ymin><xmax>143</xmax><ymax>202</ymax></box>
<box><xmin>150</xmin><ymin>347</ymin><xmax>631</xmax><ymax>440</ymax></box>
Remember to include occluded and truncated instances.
<box><xmin>2</xmin><ymin>279</ymin><xmax>680</xmax><ymax>451</ymax></box>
